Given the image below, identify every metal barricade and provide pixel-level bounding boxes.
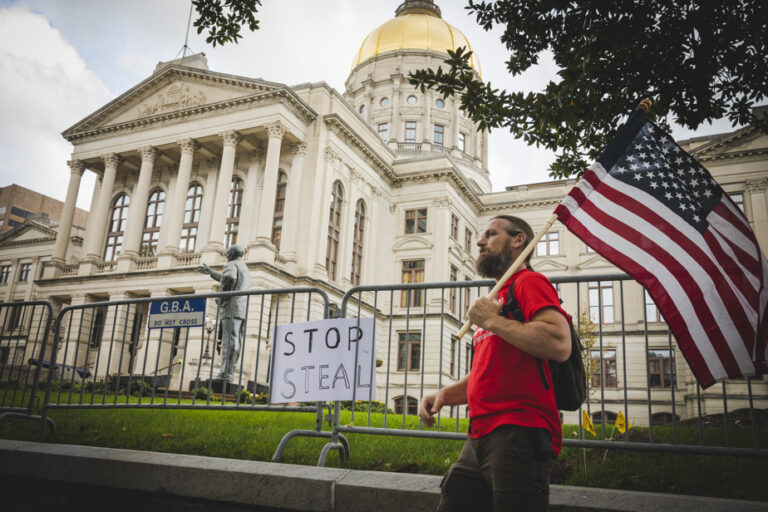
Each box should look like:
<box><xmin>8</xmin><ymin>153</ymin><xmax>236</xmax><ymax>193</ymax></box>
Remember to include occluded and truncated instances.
<box><xmin>0</xmin><ymin>300</ymin><xmax>54</xmax><ymax>431</ymax></box>
<box><xmin>326</xmin><ymin>275</ymin><xmax>768</xmax><ymax>464</ymax></box>
<box><xmin>38</xmin><ymin>287</ymin><xmax>333</xmax><ymax>459</ymax></box>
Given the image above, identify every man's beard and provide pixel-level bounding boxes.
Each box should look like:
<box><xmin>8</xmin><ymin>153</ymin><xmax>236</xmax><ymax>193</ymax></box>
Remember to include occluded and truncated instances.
<box><xmin>476</xmin><ymin>248</ymin><xmax>514</xmax><ymax>279</ymax></box>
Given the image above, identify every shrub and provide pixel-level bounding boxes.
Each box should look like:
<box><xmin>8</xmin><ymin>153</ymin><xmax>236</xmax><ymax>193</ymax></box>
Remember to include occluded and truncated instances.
<box><xmin>237</xmin><ymin>389</ymin><xmax>253</xmax><ymax>404</ymax></box>
<box><xmin>339</xmin><ymin>400</ymin><xmax>393</xmax><ymax>414</ymax></box>
<box><xmin>131</xmin><ymin>380</ymin><xmax>152</xmax><ymax>397</ymax></box>
<box><xmin>194</xmin><ymin>387</ymin><xmax>211</xmax><ymax>400</ymax></box>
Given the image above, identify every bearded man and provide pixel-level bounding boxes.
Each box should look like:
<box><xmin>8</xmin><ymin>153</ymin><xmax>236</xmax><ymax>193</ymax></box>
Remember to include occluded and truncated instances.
<box><xmin>418</xmin><ymin>215</ymin><xmax>571</xmax><ymax>512</ymax></box>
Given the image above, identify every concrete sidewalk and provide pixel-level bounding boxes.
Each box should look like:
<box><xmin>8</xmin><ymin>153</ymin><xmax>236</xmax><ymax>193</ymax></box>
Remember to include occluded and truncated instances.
<box><xmin>0</xmin><ymin>439</ymin><xmax>765</xmax><ymax>511</ymax></box>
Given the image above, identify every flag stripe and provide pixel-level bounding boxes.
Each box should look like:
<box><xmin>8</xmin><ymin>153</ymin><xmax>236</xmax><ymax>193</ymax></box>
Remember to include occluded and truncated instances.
<box><xmin>561</xmin><ymin>210</ymin><xmax>719</xmax><ymax>384</ymax></box>
<box><xmin>577</xmin><ymin>190</ymin><xmax>751</xmax><ymax>376</ymax></box>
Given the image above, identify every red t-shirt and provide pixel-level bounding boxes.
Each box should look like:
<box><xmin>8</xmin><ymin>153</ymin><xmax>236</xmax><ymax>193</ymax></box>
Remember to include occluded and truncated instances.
<box><xmin>466</xmin><ymin>269</ymin><xmax>567</xmax><ymax>455</ymax></box>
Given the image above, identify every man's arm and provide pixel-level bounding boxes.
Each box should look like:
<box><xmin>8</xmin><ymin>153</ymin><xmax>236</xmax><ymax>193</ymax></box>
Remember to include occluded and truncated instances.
<box><xmin>468</xmin><ymin>298</ymin><xmax>571</xmax><ymax>362</ymax></box>
<box><xmin>418</xmin><ymin>376</ymin><xmax>469</xmax><ymax>427</ymax></box>
<box><xmin>197</xmin><ymin>263</ymin><xmax>223</xmax><ymax>282</ymax></box>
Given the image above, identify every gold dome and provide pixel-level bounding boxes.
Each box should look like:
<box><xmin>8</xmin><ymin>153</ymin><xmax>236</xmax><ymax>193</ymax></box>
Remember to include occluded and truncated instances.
<box><xmin>352</xmin><ymin>8</ymin><xmax>481</xmax><ymax>75</ymax></box>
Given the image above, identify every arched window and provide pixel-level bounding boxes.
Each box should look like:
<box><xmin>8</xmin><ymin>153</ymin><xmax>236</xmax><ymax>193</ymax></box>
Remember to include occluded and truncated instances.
<box><xmin>181</xmin><ymin>183</ymin><xmax>203</xmax><ymax>252</ymax></box>
<box><xmin>351</xmin><ymin>199</ymin><xmax>366</xmax><ymax>285</ymax></box>
<box><xmin>394</xmin><ymin>396</ymin><xmax>418</xmax><ymax>416</ymax></box>
<box><xmin>271</xmin><ymin>171</ymin><xmax>288</xmax><ymax>249</ymax></box>
<box><xmin>326</xmin><ymin>181</ymin><xmax>344</xmax><ymax>280</ymax></box>
<box><xmin>141</xmin><ymin>188</ymin><xmax>165</xmax><ymax>257</ymax></box>
<box><xmin>104</xmin><ymin>193</ymin><xmax>129</xmax><ymax>261</ymax></box>
<box><xmin>225</xmin><ymin>177</ymin><xmax>244</xmax><ymax>247</ymax></box>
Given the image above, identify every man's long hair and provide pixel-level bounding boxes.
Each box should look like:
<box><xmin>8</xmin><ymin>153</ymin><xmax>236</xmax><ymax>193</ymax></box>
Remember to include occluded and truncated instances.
<box><xmin>491</xmin><ymin>215</ymin><xmax>535</xmax><ymax>271</ymax></box>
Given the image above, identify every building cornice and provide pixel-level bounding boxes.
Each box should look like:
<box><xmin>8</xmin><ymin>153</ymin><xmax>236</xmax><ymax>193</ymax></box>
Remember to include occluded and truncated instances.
<box><xmin>323</xmin><ymin>114</ymin><xmax>397</xmax><ymax>184</ymax></box>
<box><xmin>64</xmin><ymin>88</ymin><xmax>317</xmax><ymax>143</ymax></box>
<box><xmin>396</xmin><ymin>168</ymin><xmax>483</xmax><ymax>211</ymax></box>
<box><xmin>696</xmin><ymin>148</ymin><xmax>768</xmax><ymax>167</ymax></box>
<box><xmin>0</xmin><ymin>237</ymin><xmax>56</xmax><ymax>248</ymax></box>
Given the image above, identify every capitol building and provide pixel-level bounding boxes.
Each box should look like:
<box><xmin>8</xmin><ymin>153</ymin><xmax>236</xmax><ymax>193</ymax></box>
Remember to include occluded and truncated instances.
<box><xmin>1</xmin><ymin>0</ymin><xmax>767</xmax><ymax>424</ymax></box>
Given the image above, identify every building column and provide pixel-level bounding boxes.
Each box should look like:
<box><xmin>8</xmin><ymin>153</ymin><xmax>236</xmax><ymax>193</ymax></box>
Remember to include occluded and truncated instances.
<box><xmin>118</xmin><ymin>146</ymin><xmax>157</xmax><ymax>272</ymax></box>
<box><xmin>80</xmin><ymin>153</ymin><xmax>119</xmax><ymax>275</ymax></box>
<box><xmin>46</xmin><ymin>160</ymin><xmax>84</xmax><ymax>278</ymax></box>
<box><xmin>158</xmin><ymin>139</ymin><xmax>197</xmax><ymax>269</ymax></box>
<box><xmin>202</xmin><ymin>130</ymin><xmax>240</xmax><ymax>264</ymax></box>
<box><xmin>451</xmin><ymin>98</ymin><xmax>461</xmax><ymax>157</ymax></box>
<box><xmin>309</xmin><ymin>148</ymin><xmax>337</xmax><ymax>279</ymax></box>
<box><xmin>237</xmin><ymin>148</ymin><xmax>264</xmax><ymax>249</ymax></box>
<box><xmin>279</xmin><ymin>142</ymin><xmax>307</xmax><ymax>270</ymax></box>
<box><xmin>748</xmin><ymin>179</ymin><xmax>768</xmax><ymax>257</ymax></box>
<box><xmin>421</xmin><ymin>90</ymin><xmax>432</xmax><ymax>149</ymax></box>
<box><xmin>247</xmin><ymin>122</ymin><xmax>285</xmax><ymax>263</ymax></box>
<box><xmin>390</xmin><ymin>76</ymin><xmax>402</xmax><ymax>146</ymax></box>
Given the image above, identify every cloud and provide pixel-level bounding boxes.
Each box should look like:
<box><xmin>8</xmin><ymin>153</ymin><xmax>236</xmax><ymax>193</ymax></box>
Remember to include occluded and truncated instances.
<box><xmin>0</xmin><ymin>6</ymin><xmax>111</xmax><ymax>208</ymax></box>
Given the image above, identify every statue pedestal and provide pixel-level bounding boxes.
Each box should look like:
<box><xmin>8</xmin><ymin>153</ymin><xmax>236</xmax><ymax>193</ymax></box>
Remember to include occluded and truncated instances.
<box><xmin>192</xmin><ymin>378</ymin><xmax>242</xmax><ymax>395</ymax></box>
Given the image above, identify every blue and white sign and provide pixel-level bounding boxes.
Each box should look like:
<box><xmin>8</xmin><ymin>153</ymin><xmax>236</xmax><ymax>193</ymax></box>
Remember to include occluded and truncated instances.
<box><xmin>148</xmin><ymin>298</ymin><xmax>206</xmax><ymax>329</ymax></box>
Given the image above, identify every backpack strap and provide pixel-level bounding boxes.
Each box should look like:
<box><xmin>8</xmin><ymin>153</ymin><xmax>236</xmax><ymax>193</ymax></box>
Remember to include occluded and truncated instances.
<box><xmin>500</xmin><ymin>277</ymin><xmax>551</xmax><ymax>391</ymax></box>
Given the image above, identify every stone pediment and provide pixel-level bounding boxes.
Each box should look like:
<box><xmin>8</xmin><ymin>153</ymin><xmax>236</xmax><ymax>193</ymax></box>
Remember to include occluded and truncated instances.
<box><xmin>576</xmin><ymin>254</ymin><xmax>614</xmax><ymax>271</ymax></box>
<box><xmin>688</xmin><ymin>126</ymin><xmax>768</xmax><ymax>163</ymax></box>
<box><xmin>62</xmin><ymin>65</ymin><xmax>310</xmax><ymax>140</ymax></box>
<box><xmin>392</xmin><ymin>236</ymin><xmax>433</xmax><ymax>252</ymax></box>
<box><xmin>531</xmin><ymin>257</ymin><xmax>568</xmax><ymax>272</ymax></box>
<box><xmin>0</xmin><ymin>222</ymin><xmax>57</xmax><ymax>246</ymax></box>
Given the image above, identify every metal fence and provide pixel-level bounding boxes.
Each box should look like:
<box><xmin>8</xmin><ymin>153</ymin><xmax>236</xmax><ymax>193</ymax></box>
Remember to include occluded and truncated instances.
<box><xmin>35</xmin><ymin>287</ymin><xmax>332</xmax><ymax>456</ymax></box>
<box><xmin>327</xmin><ymin>274</ymin><xmax>768</xmax><ymax>462</ymax></box>
<box><xmin>0</xmin><ymin>300</ymin><xmax>54</xmax><ymax>430</ymax></box>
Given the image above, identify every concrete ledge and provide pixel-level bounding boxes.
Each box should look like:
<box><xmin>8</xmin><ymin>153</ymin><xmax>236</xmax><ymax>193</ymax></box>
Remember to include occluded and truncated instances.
<box><xmin>0</xmin><ymin>440</ymin><xmax>765</xmax><ymax>512</ymax></box>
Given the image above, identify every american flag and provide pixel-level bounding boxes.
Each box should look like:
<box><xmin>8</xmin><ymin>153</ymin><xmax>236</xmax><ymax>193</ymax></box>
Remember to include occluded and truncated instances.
<box><xmin>555</xmin><ymin>109</ymin><xmax>768</xmax><ymax>388</ymax></box>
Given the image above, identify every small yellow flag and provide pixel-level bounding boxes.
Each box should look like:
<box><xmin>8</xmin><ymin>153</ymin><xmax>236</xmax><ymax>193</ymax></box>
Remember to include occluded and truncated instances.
<box><xmin>582</xmin><ymin>409</ymin><xmax>596</xmax><ymax>436</ymax></box>
<box><xmin>615</xmin><ymin>410</ymin><xmax>632</xmax><ymax>434</ymax></box>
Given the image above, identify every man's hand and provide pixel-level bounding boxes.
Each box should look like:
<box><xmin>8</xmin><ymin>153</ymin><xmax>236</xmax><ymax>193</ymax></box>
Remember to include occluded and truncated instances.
<box><xmin>197</xmin><ymin>263</ymin><xmax>211</xmax><ymax>275</ymax></box>
<box><xmin>418</xmin><ymin>391</ymin><xmax>443</xmax><ymax>427</ymax></box>
<box><xmin>467</xmin><ymin>296</ymin><xmax>503</xmax><ymax>330</ymax></box>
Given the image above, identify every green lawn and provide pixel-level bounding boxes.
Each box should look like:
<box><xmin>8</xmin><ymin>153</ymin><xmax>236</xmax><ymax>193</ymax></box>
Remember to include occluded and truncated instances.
<box><xmin>1</xmin><ymin>391</ymin><xmax>767</xmax><ymax>502</ymax></box>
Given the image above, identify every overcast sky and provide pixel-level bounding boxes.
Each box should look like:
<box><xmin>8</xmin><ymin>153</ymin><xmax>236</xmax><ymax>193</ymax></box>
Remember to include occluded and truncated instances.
<box><xmin>0</xmin><ymin>0</ymin><xmax>742</xmax><ymax>210</ymax></box>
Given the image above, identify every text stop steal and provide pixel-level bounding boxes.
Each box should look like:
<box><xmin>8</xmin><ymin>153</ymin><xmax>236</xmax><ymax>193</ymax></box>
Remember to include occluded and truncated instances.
<box><xmin>270</xmin><ymin>317</ymin><xmax>375</xmax><ymax>404</ymax></box>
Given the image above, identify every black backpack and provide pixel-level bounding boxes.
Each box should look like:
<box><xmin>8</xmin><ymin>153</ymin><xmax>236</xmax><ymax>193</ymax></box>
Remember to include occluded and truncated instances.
<box><xmin>500</xmin><ymin>279</ymin><xmax>586</xmax><ymax>411</ymax></box>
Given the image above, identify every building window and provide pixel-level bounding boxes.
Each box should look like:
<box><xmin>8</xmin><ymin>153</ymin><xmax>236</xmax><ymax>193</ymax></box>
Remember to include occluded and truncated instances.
<box><xmin>17</xmin><ymin>263</ymin><xmax>30</xmax><ymax>282</ymax></box>
<box><xmin>450</xmin><ymin>336</ymin><xmax>457</xmax><ymax>376</ymax></box>
<box><xmin>644</xmin><ymin>290</ymin><xmax>659</xmax><ymax>323</ymax></box>
<box><xmin>449</xmin><ymin>265</ymin><xmax>458</xmax><ymax>314</ymax></box>
<box><xmin>458</xmin><ymin>132</ymin><xmax>466</xmax><ymax>153</ymax></box>
<box><xmin>407</xmin><ymin>95</ymin><xmax>417</xmax><ymax>105</ymax></box>
<box><xmin>380</xmin><ymin>97</ymin><xmax>390</xmax><ymax>107</ymax></box>
<box><xmin>394</xmin><ymin>395</ymin><xmax>418</xmax><ymax>415</ymax></box>
<box><xmin>6</xmin><ymin>302</ymin><xmax>23</xmax><ymax>331</ymax></box>
<box><xmin>181</xmin><ymin>183</ymin><xmax>203</xmax><ymax>252</ymax></box>
<box><xmin>104</xmin><ymin>193</ymin><xmax>130</xmax><ymax>261</ymax></box>
<box><xmin>378</xmin><ymin>123</ymin><xmax>388</xmax><ymax>141</ymax></box>
<box><xmin>351</xmin><ymin>199</ymin><xmax>366</xmax><ymax>286</ymax></box>
<box><xmin>271</xmin><ymin>171</ymin><xmax>288</xmax><ymax>249</ymax></box>
<box><xmin>537</xmin><ymin>231</ymin><xmax>559</xmax><ymax>256</ymax></box>
<box><xmin>401</xmin><ymin>259</ymin><xmax>425</xmax><ymax>307</ymax></box>
<box><xmin>465</xmin><ymin>343</ymin><xmax>471</xmax><ymax>374</ymax></box>
<box><xmin>590</xmin><ymin>349</ymin><xmax>617</xmax><ymax>388</ymax></box>
<box><xmin>450</xmin><ymin>213</ymin><xmax>459</xmax><ymax>240</ymax></box>
<box><xmin>588</xmin><ymin>281</ymin><xmax>614</xmax><ymax>324</ymax></box>
<box><xmin>226</xmin><ymin>177</ymin><xmax>244</xmax><ymax>247</ymax></box>
<box><xmin>433</xmin><ymin>124</ymin><xmax>444</xmax><ymax>147</ymax></box>
<box><xmin>405</xmin><ymin>208</ymin><xmax>427</xmax><ymax>234</ymax></box>
<box><xmin>435</xmin><ymin>98</ymin><xmax>445</xmax><ymax>109</ymax></box>
<box><xmin>648</xmin><ymin>349</ymin><xmax>676</xmax><ymax>388</ymax></box>
<box><xmin>463</xmin><ymin>277</ymin><xmax>471</xmax><ymax>316</ymax></box>
<box><xmin>464</xmin><ymin>228</ymin><xmax>472</xmax><ymax>253</ymax></box>
<box><xmin>326</xmin><ymin>181</ymin><xmax>344</xmax><ymax>280</ymax></box>
<box><xmin>359</xmin><ymin>104</ymin><xmax>365</xmax><ymax>114</ymax></box>
<box><xmin>0</xmin><ymin>265</ymin><xmax>10</xmax><ymax>284</ymax></box>
<box><xmin>404</xmin><ymin>121</ymin><xmax>417</xmax><ymax>143</ymax></box>
<box><xmin>141</xmin><ymin>188</ymin><xmax>165</xmax><ymax>257</ymax></box>
<box><xmin>89</xmin><ymin>309</ymin><xmax>106</xmax><ymax>349</ymax></box>
<box><xmin>397</xmin><ymin>332</ymin><xmax>421</xmax><ymax>371</ymax></box>
<box><xmin>730</xmin><ymin>192</ymin><xmax>744</xmax><ymax>212</ymax></box>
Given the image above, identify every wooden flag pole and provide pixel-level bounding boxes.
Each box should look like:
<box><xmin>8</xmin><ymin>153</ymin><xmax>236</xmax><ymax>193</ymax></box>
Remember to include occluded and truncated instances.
<box><xmin>456</xmin><ymin>212</ymin><xmax>559</xmax><ymax>338</ymax></box>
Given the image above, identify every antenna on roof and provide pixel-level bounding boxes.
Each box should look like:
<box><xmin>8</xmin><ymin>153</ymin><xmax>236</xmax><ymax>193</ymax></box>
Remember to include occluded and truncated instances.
<box><xmin>176</xmin><ymin>1</ymin><xmax>196</xmax><ymax>59</ymax></box>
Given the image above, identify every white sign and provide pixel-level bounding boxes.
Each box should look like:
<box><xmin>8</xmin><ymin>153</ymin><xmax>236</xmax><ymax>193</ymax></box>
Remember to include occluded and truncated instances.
<box><xmin>270</xmin><ymin>317</ymin><xmax>375</xmax><ymax>404</ymax></box>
